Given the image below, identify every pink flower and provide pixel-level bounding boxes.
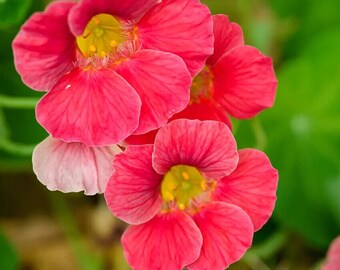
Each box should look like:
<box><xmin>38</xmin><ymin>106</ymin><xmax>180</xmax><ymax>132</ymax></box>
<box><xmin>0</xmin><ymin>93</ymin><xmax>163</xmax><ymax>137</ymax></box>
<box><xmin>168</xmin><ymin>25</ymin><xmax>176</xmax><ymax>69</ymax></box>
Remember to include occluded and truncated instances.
<box><xmin>105</xmin><ymin>119</ymin><xmax>278</xmax><ymax>269</ymax></box>
<box><xmin>33</xmin><ymin>136</ymin><xmax>121</xmax><ymax>195</ymax></box>
<box><xmin>13</xmin><ymin>0</ymin><xmax>213</xmax><ymax>146</ymax></box>
<box><xmin>322</xmin><ymin>236</ymin><xmax>340</xmax><ymax>270</ymax></box>
<box><xmin>125</xmin><ymin>14</ymin><xmax>277</xmax><ymax>145</ymax></box>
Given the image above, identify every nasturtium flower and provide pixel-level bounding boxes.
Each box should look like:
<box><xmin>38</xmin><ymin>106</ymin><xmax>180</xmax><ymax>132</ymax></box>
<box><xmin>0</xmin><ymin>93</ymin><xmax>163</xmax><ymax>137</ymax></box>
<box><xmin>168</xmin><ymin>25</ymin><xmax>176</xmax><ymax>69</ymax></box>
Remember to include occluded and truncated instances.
<box><xmin>13</xmin><ymin>0</ymin><xmax>213</xmax><ymax>146</ymax></box>
<box><xmin>105</xmin><ymin>119</ymin><xmax>278</xmax><ymax>270</ymax></box>
<box><xmin>125</xmin><ymin>14</ymin><xmax>277</xmax><ymax>145</ymax></box>
<box><xmin>33</xmin><ymin>136</ymin><xmax>121</xmax><ymax>195</ymax></box>
<box><xmin>322</xmin><ymin>236</ymin><xmax>340</xmax><ymax>270</ymax></box>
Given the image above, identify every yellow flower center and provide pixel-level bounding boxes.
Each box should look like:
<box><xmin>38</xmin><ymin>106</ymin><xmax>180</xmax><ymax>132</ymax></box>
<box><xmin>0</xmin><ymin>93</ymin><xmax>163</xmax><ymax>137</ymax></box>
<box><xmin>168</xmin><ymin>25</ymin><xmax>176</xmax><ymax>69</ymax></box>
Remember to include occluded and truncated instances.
<box><xmin>190</xmin><ymin>65</ymin><xmax>214</xmax><ymax>103</ymax></box>
<box><xmin>161</xmin><ymin>165</ymin><xmax>207</xmax><ymax>210</ymax></box>
<box><xmin>76</xmin><ymin>13</ymin><xmax>125</xmax><ymax>58</ymax></box>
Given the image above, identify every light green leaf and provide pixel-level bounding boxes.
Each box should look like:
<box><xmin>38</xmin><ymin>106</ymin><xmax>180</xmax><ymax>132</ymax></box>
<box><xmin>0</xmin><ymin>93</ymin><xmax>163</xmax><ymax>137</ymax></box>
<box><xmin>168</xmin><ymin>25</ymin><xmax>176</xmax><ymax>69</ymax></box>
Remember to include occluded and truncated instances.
<box><xmin>261</xmin><ymin>29</ymin><xmax>340</xmax><ymax>247</ymax></box>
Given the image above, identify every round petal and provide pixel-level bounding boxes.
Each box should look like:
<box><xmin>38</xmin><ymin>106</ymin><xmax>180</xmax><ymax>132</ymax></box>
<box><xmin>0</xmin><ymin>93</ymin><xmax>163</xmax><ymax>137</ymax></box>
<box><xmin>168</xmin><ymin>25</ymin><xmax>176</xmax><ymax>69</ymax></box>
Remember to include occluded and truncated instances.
<box><xmin>137</xmin><ymin>0</ymin><xmax>214</xmax><ymax>76</ymax></box>
<box><xmin>213</xmin><ymin>45</ymin><xmax>278</xmax><ymax>119</ymax></box>
<box><xmin>153</xmin><ymin>119</ymin><xmax>238</xmax><ymax>179</ymax></box>
<box><xmin>171</xmin><ymin>99</ymin><xmax>232</xmax><ymax>130</ymax></box>
<box><xmin>115</xmin><ymin>49</ymin><xmax>191</xmax><ymax>135</ymax></box>
<box><xmin>32</xmin><ymin>136</ymin><xmax>121</xmax><ymax>195</ymax></box>
<box><xmin>214</xmin><ymin>149</ymin><xmax>278</xmax><ymax>231</ymax></box>
<box><xmin>188</xmin><ymin>202</ymin><xmax>253</xmax><ymax>270</ymax></box>
<box><xmin>12</xmin><ymin>1</ymin><xmax>76</xmax><ymax>91</ymax></box>
<box><xmin>207</xmin><ymin>14</ymin><xmax>244</xmax><ymax>67</ymax></box>
<box><xmin>323</xmin><ymin>237</ymin><xmax>340</xmax><ymax>270</ymax></box>
<box><xmin>36</xmin><ymin>68</ymin><xmax>141</xmax><ymax>147</ymax></box>
<box><xmin>68</xmin><ymin>0</ymin><xmax>159</xmax><ymax>36</ymax></box>
<box><xmin>122</xmin><ymin>211</ymin><xmax>203</xmax><ymax>270</ymax></box>
<box><xmin>105</xmin><ymin>145</ymin><xmax>163</xmax><ymax>225</ymax></box>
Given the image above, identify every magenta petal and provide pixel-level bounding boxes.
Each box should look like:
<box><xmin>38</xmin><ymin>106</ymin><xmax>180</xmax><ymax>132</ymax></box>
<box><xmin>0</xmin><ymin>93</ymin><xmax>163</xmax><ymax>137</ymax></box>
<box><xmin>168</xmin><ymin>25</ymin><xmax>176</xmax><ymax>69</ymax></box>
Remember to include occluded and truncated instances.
<box><xmin>137</xmin><ymin>0</ymin><xmax>214</xmax><ymax>76</ymax></box>
<box><xmin>188</xmin><ymin>202</ymin><xmax>253</xmax><ymax>270</ymax></box>
<box><xmin>36</xmin><ymin>68</ymin><xmax>141</xmax><ymax>146</ymax></box>
<box><xmin>153</xmin><ymin>119</ymin><xmax>238</xmax><ymax>179</ymax></box>
<box><xmin>32</xmin><ymin>137</ymin><xmax>121</xmax><ymax>195</ymax></box>
<box><xmin>213</xmin><ymin>45</ymin><xmax>278</xmax><ymax>119</ymax></box>
<box><xmin>115</xmin><ymin>49</ymin><xmax>191</xmax><ymax>134</ymax></box>
<box><xmin>207</xmin><ymin>14</ymin><xmax>244</xmax><ymax>66</ymax></box>
<box><xmin>13</xmin><ymin>1</ymin><xmax>76</xmax><ymax>91</ymax></box>
<box><xmin>105</xmin><ymin>145</ymin><xmax>163</xmax><ymax>225</ymax></box>
<box><xmin>122</xmin><ymin>211</ymin><xmax>203</xmax><ymax>270</ymax></box>
<box><xmin>68</xmin><ymin>0</ymin><xmax>159</xmax><ymax>36</ymax></box>
<box><xmin>214</xmin><ymin>149</ymin><xmax>278</xmax><ymax>231</ymax></box>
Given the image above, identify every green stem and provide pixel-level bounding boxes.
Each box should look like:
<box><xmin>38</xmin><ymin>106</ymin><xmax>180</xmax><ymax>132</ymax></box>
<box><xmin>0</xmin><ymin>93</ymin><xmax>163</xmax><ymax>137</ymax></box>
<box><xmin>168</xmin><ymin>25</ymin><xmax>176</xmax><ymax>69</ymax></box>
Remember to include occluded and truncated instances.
<box><xmin>251</xmin><ymin>231</ymin><xmax>287</xmax><ymax>259</ymax></box>
<box><xmin>48</xmin><ymin>193</ymin><xmax>102</xmax><ymax>270</ymax></box>
<box><xmin>0</xmin><ymin>95</ymin><xmax>39</xmax><ymax>109</ymax></box>
<box><xmin>0</xmin><ymin>138</ymin><xmax>35</xmax><ymax>156</ymax></box>
<box><xmin>251</xmin><ymin>118</ymin><xmax>267</xmax><ymax>151</ymax></box>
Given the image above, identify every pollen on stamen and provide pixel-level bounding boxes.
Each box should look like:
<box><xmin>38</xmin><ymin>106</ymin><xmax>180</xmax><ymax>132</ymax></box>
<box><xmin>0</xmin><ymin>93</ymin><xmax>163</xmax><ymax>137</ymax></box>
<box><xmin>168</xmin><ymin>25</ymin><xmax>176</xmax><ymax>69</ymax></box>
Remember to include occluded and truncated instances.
<box><xmin>178</xmin><ymin>203</ymin><xmax>186</xmax><ymax>210</ymax></box>
<box><xmin>182</xmin><ymin>172</ymin><xmax>190</xmax><ymax>180</ymax></box>
<box><xmin>89</xmin><ymin>45</ymin><xmax>96</xmax><ymax>52</ymax></box>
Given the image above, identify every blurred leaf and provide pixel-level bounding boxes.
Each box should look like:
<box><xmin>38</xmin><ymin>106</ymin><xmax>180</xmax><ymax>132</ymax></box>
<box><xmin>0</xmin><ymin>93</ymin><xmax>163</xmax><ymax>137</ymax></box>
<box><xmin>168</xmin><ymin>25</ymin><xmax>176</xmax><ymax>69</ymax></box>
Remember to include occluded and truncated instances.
<box><xmin>0</xmin><ymin>0</ymin><xmax>32</xmax><ymax>27</ymax></box>
<box><xmin>0</xmin><ymin>232</ymin><xmax>19</xmax><ymax>270</ymax></box>
<box><xmin>261</xmin><ymin>29</ymin><xmax>340</xmax><ymax>247</ymax></box>
<box><xmin>269</xmin><ymin>0</ymin><xmax>340</xmax><ymax>59</ymax></box>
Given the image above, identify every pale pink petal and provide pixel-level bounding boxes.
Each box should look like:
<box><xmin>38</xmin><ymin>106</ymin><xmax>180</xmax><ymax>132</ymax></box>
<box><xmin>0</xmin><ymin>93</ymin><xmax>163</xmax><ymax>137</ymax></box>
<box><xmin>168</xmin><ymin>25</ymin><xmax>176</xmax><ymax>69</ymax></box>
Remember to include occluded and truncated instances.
<box><xmin>137</xmin><ymin>0</ymin><xmax>214</xmax><ymax>76</ymax></box>
<box><xmin>171</xmin><ymin>99</ymin><xmax>232</xmax><ymax>130</ymax></box>
<box><xmin>68</xmin><ymin>0</ymin><xmax>159</xmax><ymax>36</ymax></box>
<box><xmin>115</xmin><ymin>49</ymin><xmax>191</xmax><ymax>135</ymax></box>
<box><xmin>214</xmin><ymin>149</ymin><xmax>278</xmax><ymax>231</ymax></box>
<box><xmin>188</xmin><ymin>202</ymin><xmax>253</xmax><ymax>270</ymax></box>
<box><xmin>12</xmin><ymin>1</ymin><xmax>76</xmax><ymax>91</ymax></box>
<box><xmin>152</xmin><ymin>119</ymin><xmax>238</xmax><ymax>179</ymax></box>
<box><xmin>105</xmin><ymin>145</ymin><xmax>163</xmax><ymax>225</ymax></box>
<box><xmin>323</xmin><ymin>237</ymin><xmax>340</xmax><ymax>270</ymax></box>
<box><xmin>122</xmin><ymin>211</ymin><xmax>202</xmax><ymax>270</ymax></box>
<box><xmin>32</xmin><ymin>136</ymin><xmax>121</xmax><ymax>195</ymax></box>
<box><xmin>207</xmin><ymin>14</ymin><xmax>244</xmax><ymax>66</ymax></box>
<box><xmin>36</xmin><ymin>68</ymin><xmax>141</xmax><ymax>147</ymax></box>
<box><xmin>213</xmin><ymin>45</ymin><xmax>278</xmax><ymax>119</ymax></box>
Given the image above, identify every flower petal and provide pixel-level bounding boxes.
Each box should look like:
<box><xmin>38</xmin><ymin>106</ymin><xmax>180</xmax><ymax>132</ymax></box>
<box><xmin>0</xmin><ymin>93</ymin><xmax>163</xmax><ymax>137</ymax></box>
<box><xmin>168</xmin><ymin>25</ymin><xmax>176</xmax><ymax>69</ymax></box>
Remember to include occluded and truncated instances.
<box><xmin>188</xmin><ymin>202</ymin><xmax>253</xmax><ymax>270</ymax></box>
<box><xmin>68</xmin><ymin>0</ymin><xmax>159</xmax><ymax>36</ymax></box>
<box><xmin>213</xmin><ymin>45</ymin><xmax>278</xmax><ymax>119</ymax></box>
<box><xmin>32</xmin><ymin>136</ymin><xmax>121</xmax><ymax>195</ymax></box>
<box><xmin>105</xmin><ymin>145</ymin><xmax>163</xmax><ymax>225</ymax></box>
<box><xmin>137</xmin><ymin>0</ymin><xmax>214</xmax><ymax>76</ymax></box>
<box><xmin>36</xmin><ymin>68</ymin><xmax>141</xmax><ymax>146</ymax></box>
<box><xmin>153</xmin><ymin>119</ymin><xmax>238</xmax><ymax>179</ymax></box>
<box><xmin>214</xmin><ymin>149</ymin><xmax>278</xmax><ymax>231</ymax></box>
<box><xmin>207</xmin><ymin>14</ymin><xmax>244</xmax><ymax>66</ymax></box>
<box><xmin>323</xmin><ymin>236</ymin><xmax>340</xmax><ymax>270</ymax></box>
<box><xmin>125</xmin><ymin>129</ymin><xmax>158</xmax><ymax>145</ymax></box>
<box><xmin>12</xmin><ymin>1</ymin><xmax>76</xmax><ymax>91</ymax></box>
<box><xmin>115</xmin><ymin>49</ymin><xmax>191</xmax><ymax>135</ymax></box>
<box><xmin>122</xmin><ymin>211</ymin><xmax>202</xmax><ymax>270</ymax></box>
<box><xmin>171</xmin><ymin>99</ymin><xmax>232</xmax><ymax>130</ymax></box>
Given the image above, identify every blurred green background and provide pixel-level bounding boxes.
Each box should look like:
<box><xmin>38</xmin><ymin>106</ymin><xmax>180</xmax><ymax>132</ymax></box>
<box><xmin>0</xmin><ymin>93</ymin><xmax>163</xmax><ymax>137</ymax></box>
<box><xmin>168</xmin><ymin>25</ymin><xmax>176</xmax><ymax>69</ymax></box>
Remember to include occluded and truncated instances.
<box><xmin>0</xmin><ymin>0</ymin><xmax>339</xmax><ymax>269</ymax></box>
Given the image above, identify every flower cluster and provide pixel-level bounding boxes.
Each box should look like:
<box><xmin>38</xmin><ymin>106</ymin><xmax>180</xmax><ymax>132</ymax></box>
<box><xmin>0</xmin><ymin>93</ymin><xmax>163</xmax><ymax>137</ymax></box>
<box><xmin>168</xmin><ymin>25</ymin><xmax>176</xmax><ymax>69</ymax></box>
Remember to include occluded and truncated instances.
<box><xmin>13</xmin><ymin>0</ymin><xmax>278</xmax><ymax>269</ymax></box>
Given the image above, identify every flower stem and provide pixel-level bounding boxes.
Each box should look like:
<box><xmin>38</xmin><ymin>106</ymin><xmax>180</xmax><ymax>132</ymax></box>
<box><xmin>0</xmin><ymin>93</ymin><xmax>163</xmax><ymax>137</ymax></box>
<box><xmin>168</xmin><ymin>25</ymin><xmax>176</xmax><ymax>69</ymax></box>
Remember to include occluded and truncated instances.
<box><xmin>0</xmin><ymin>95</ymin><xmax>39</xmax><ymax>109</ymax></box>
<box><xmin>48</xmin><ymin>192</ymin><xmax>103</xmax><ymax>270</ymax></box>
<box><xmin>251</xmin><ymin>117</ymin><xmax>267</xmax><ymax>150</ymax></box>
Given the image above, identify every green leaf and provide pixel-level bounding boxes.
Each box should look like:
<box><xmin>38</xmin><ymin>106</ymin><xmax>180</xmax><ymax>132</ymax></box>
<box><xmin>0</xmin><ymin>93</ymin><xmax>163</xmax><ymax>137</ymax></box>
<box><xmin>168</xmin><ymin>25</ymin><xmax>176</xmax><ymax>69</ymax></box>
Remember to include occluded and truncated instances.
<box><xmin>261</xmin><ymin>29</ymin><xmax>340</xmax><ymax>247</ymax></box>
<box><xmin>0</xmin><ymin>0</ymin><xmax>32</xmax><ymax>27</ymax></box>
<box><xmin>0</xmin><ymin>233</ymin><xmax>19</xmax><ymax>270</ymax></box>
